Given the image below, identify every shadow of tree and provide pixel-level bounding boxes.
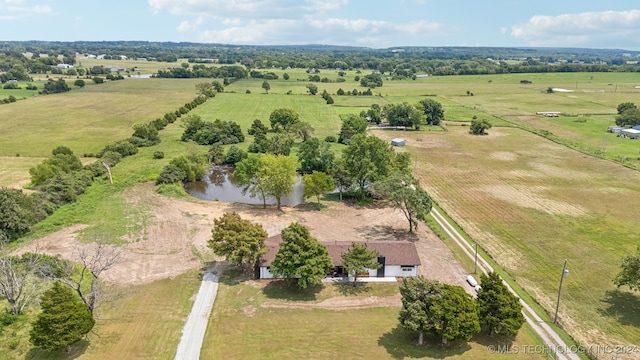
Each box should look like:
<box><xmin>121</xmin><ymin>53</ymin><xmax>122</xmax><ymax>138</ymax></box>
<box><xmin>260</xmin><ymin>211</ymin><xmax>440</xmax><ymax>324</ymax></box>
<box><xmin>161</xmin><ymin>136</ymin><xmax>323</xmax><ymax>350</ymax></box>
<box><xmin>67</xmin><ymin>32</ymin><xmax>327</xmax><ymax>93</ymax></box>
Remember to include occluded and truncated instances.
<box><xmin>335</xmin><ymin>282</ymin><xmax>371</xmax><ymax>296</ymax></box>
<box><xmin>26</xmin><ymin>340</ymin><xmax>89</xmax><ymax>360</ymax></box>
<box><xmin>218</xmin><ymin>267</ymin><xmax>247</xmax><ymax>286</ymax></box>
<box><xmin>472</xmin><ymin>332</ymin><xmax>516</xmax><ymax>347</ymax></box>
<box><xmin>356</xmin><ymin>225</ymin><xmax>420</xmax><ymax>242</ymax></box>
<box><xmin>598</xmin><ymin>289</ymin><xmax>640</xmax><ymax>327</ymax></box>
<box><xmin>378</xmin><ymin>326</ymin><xmax>472</xmax><ymax>360</ymax></box>
<box><xmin>262</xmin><ymin>280</ymin><xmax>323</xmax><ymax>301</ymax></box>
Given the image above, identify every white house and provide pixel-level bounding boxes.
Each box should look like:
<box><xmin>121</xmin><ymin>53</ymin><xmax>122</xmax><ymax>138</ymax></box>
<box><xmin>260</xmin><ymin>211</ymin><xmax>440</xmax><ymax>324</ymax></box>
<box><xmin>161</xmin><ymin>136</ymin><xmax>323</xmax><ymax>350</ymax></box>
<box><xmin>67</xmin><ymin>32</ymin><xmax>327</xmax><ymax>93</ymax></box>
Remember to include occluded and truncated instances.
<box><xmin>257</xmin><ymin>235</ymin><xmax>421</xmax><ymax>279</ymax></box>
<box><xmin>57</xmin><ymin>64</ymin><xmax>73</xmax><ymax>69</ymax></box>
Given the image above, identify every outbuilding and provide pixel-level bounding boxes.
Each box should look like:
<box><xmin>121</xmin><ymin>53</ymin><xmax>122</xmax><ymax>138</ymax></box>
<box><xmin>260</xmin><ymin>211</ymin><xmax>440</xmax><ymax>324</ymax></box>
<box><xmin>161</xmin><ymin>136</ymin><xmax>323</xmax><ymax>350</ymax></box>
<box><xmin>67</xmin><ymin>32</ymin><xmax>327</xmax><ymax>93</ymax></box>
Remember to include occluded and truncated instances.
<box><xmin>391</xmin><ymin>138</ymin><xmax>406</xmax><ymax>147</ymax></box>
<box><xmin>621</xmin><ymin>128</ymin><xmax>640</xmax><ymax>139</ymax></box>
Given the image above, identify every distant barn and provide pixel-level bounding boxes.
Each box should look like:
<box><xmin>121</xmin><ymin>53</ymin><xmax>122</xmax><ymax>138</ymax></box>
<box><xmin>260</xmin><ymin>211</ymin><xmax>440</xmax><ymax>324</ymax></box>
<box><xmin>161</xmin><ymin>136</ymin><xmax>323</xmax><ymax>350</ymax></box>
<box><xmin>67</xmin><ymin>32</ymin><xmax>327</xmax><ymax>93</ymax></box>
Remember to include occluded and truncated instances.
<box><xmin>391</xmin><ymin>138</ymin><xmax>406</xmax><ymax>146</ymax></box>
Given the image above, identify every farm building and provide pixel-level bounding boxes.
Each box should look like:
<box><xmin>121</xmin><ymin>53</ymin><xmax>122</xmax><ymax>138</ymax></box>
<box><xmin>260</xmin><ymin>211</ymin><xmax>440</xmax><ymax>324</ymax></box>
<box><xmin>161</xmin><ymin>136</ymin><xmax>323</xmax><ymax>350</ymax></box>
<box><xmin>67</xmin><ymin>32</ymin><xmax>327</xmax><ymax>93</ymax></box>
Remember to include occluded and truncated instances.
<box><xmin>391</xmin><ymin>138</ymin><xmax>406</xmax><ymax>146</ymax></box>
<box><xmin>608</xmin><ymin>126</ymin><xmax>624</xmax><ymax>134</ymax></box>
<box><xmin>620</xmin><ymin>128</ymin><xmax>640</xmax><ymax>139</ymax></box>
<box><xmin>257</xmin><ymin>235</ymin><xmax>421</xmax><ymax>280</ymax></box>
<box><xmin>56</xmin><ymin>64</ymin><xmax>73</xmax><ymax>69</ymax></box>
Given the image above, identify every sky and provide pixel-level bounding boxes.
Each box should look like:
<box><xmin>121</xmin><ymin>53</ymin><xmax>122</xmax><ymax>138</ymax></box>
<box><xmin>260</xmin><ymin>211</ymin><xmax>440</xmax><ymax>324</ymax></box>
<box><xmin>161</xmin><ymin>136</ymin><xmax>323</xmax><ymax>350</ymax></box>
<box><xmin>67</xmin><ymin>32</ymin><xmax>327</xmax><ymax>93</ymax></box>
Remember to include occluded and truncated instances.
<box><xmin>2</xmin><ymin>0</ymin><xmax>640</xmax><ymax>50</ymax></box>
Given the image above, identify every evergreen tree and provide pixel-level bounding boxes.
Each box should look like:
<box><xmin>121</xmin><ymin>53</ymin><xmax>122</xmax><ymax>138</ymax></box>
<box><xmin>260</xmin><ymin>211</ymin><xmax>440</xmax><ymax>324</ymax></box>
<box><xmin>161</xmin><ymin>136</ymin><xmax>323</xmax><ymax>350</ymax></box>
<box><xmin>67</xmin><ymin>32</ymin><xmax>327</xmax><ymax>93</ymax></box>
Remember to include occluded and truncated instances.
<box><xmin>30</xmin><ymin>282</ymin><xmax>95</xmax><ymax>352</ymax></box>
<box><xmin>341</xmin><ymin>242</ymin><xmax>381</xmax><ymax>286</ymax></box>
<box><xmin>477</xmin><ymin>272</ymin><xmax>525</xmax><ymax>336</ymax></box>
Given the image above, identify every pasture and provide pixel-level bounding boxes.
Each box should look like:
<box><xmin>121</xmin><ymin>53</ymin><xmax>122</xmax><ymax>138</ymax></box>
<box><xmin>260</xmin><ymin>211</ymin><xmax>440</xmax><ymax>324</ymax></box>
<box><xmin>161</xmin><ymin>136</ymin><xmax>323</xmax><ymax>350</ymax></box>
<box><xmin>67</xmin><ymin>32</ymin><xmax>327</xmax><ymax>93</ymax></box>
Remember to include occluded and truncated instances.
<box><xmin>373</xmin><ymin>126</ymin><xmax>640</xmax><ymax>352</ymax></box>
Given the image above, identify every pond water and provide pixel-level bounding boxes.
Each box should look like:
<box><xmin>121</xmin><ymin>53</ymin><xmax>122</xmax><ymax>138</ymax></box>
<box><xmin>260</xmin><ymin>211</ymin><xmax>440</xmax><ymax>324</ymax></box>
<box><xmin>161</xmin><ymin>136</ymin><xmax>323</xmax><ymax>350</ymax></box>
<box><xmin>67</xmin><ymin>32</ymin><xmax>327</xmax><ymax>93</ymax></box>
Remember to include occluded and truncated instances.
<box><xmin>184</xmin><ymin>166</ymin><xmax>305</xmax><ymax>206</ymax></box>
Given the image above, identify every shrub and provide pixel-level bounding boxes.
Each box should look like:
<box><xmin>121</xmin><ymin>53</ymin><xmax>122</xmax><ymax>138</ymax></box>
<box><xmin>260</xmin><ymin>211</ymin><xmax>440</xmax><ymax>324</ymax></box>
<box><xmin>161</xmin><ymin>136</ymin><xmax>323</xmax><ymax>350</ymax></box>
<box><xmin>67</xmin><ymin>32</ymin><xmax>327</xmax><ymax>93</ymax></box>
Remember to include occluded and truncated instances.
<box><xmin>324</xmin><ymin>135</ymin><xmax>337</xmax><ymax>143</ymax></box>
<box><xmin>3</xmin><ymin>83</ymin><xmax>20</xmax><ymax>89</ymax></box>
<box><xmin>153</xmin><ymin>151</ymin><xmax>165</xmax><ymax>159</ymax></box>
<box><xmin>156</xmin><ymin>164</ymin><xmax>186</xmax><ymax>185</ymax></box>
<box><xmin>98</xmin><ymin>140</ymin><xmax>138</xmax><ymax>157</ymax></box>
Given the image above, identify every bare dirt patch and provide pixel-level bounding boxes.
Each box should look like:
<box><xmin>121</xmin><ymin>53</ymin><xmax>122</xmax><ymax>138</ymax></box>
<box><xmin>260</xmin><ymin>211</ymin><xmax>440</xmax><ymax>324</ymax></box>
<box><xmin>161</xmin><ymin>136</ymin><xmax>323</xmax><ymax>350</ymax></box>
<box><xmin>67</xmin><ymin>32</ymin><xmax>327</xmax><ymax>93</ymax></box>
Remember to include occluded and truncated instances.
<box><xmin>262</xmin><ymin>294</ymin><xmax>401</xmax><ymax>311</ymax></box>
<box><xmin>20</xmin><ymin>182</ymin><xmax>471</xmax><ymax>290</ymax></box>
<box><xmin>482</xmin><ymin>184</ymin><xmax>587</xmax><ymax>216</ymax></box>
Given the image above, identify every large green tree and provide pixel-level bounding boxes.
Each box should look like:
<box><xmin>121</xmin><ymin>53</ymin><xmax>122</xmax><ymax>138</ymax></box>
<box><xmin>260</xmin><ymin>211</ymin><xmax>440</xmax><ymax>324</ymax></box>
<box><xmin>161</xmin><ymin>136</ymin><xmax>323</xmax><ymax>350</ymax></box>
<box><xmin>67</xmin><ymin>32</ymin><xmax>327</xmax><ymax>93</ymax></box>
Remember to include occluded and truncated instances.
<box><xmin>399</xmin><ymin>277</ymin><xmax>480</xmax><ymax>345</ymax></box>
<box><xmin>616</xmin><ymin>108</ymin><xmax>640</xmax><ymax>127</ymax></box>
<box><xmin>617</xmin><ymin>102</ymin><xmax>637</xmax><ymax>115</ymax></box>
<box><xmin>270</xmin><ymin>222</ymin><xmax>332</xmax><ymax>289</ymax></box>
<box><xmin>329</xmin><ymin>158</ymin><xmax>352</xmax><ymax>201</ymax></box>
<box><xmin>302</xmin><ymin>171</ymin><xmax>335</xmax><ymax>208</ymax></box>
<box><xmin>386</xmin><ymin>102</ymin><xmax>422</xmax><ymax>129</ymax></box>
<box><xmin>399</xmin><ymin>276</ymin><xmax>445</xmax><ymax>345</ymax></box>
<box><xmin>29</xmin><ymin>148</ymin><xmax>83</xmax><ymax>187</ymax></box>
<box><xmin>370</xmin><ymin>172</ymin><xmax>432</xmax><ymax>233</ymax></box>
<box><xmin>477</xmin><ymin>272</ymin><xmax>525</xmax><ymax>336</ymax></box>
<box><xmin>0</xmin><ymin>188</ymin><xmax>34</xmax><ymax>240</ymax></box>
<box><xmin>470</xmin><ymin>119</ymin><xmax>492</xmax><ymax>135</ymax></box>
<box><xmin>30</xmin><ymin>282</ymin><xmax>95</xmax><ymax>352</ymax></box>
<box><xmin>342</xmin><ymin>134</ymin><xmax>394</xmax><ymax>199</ymax></box>
<box><xmin>208</xmin><ymin>212</ymin><xmax>268</xmax><ymax>267</ymax></box>
<box><xmin>430</xmin><ymin>284</ymin><xmax>481</xmax><ymax>345</ymax></box>
<box><xmin>269</xmin><ymin>108</ymin><xmax>300</xmax><ymax>131</ymax></box>
<box><xmin>417</xmin><ymin>99</ymin><xmax>445</xmax><ymax>126</ymax></box>
<box><xmin>298</xmin><ymin>137</ymin><xmax>335</xmax><ymax>173</ymax></box>
<box><xmin>338</xmin><ymin>114</ymin><xmax>368</xmax><ymax>144</ymax></box>
<box><xmin>613</xmin><ymin>246</ymin><xmax>640</xmax><ymax>291</ymax></box>
<box><xmin>341</xmin><ymin>242</ymin><xmax>381</xmax><ymax>286</ymax></box>
<box><xmin>234</xmin><ymin>155</ymin><xmax>268</xmax><ymax>208</ymax></box>
<box><xmin>258</xmin><ymin>154</ymin><xmax>298</xmax><ymax>210</ymax></box>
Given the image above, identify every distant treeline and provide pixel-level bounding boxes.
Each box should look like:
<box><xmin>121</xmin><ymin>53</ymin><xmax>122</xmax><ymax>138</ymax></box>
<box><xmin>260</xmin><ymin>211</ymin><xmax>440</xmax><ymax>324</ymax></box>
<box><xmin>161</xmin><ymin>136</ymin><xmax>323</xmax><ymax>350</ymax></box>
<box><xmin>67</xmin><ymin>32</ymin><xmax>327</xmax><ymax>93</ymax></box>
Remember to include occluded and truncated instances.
<box><xmin>2</xmin><ymin>41</ymin><xmax>640</xmax><ymax>81</ymax></box>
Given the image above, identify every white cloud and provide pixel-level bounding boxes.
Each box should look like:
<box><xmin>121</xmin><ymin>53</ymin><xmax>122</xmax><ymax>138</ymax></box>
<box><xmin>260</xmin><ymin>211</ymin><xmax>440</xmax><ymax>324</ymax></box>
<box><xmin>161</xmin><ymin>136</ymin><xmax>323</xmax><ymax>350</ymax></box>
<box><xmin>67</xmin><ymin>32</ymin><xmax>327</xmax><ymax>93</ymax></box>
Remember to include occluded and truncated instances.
<box><xmin>177</xmin><ymin>16</ymin><xmax>206</xmax><ymax>32</ymax></box>
<box><xmin>149</xmin><ymin>0</ymin><xmax>444</xmax><ymax>46</ymax></box>
<box><xmin>148</xmin><ymin>0</ymin><xmax>345</xmax><ymax>18</ymax></box>
<box><xmin>511</xmin><ymin>9</ymin><xmax>640</xmax><ymax>47</ymax></box>
<box><xmin>197</xmin><ymin>16</ymin><xmax>443</xmax><ymax>46</ymax></box>
<box><xmin>0</xmin><ymin>1</ymin><xmax>51</xmax><ymax>20</ymax></box>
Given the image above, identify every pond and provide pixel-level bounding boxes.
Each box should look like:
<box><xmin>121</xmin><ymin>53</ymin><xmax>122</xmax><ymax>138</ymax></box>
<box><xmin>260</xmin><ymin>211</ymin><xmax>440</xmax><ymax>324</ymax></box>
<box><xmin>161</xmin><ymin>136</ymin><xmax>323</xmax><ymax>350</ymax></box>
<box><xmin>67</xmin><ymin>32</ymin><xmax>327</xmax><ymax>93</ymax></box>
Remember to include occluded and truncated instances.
<box><xmin>184</xmin><ymin>166</ymin><xmax>305</xmax><ymax>206</ymax></box>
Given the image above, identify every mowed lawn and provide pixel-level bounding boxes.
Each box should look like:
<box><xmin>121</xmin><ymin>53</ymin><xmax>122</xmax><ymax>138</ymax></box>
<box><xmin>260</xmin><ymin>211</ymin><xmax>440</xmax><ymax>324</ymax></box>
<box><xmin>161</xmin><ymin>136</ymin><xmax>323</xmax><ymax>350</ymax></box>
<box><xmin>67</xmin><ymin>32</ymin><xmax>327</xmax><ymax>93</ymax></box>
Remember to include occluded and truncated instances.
<box><xmin>372</xmin><ymin>126</ymin><xmax>640</xmax><ymax>351</ymax></box>
<box><xmin>187</xmin><ymin>91</ymin><xmax>342</xmax><ymax>139</ymax></box>
<box><xmin>1</xmin><ymin>271</ymin><xmax>200</xmax><ymax>360</ymax></box>
<box><xmin>201</xmin><ymin>276</ymin><xmax>544</xmax><ymax>360</ymax></box>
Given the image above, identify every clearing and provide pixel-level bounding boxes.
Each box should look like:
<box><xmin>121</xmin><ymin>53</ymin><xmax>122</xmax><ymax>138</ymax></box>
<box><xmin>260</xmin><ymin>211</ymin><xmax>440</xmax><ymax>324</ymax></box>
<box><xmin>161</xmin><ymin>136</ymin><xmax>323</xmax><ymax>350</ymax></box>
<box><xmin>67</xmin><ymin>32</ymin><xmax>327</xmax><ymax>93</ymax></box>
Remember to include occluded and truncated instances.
<box><xmin>23</xmin><ymin>182</ymin><xmax>472</xmax><ymax>291</ymax></box>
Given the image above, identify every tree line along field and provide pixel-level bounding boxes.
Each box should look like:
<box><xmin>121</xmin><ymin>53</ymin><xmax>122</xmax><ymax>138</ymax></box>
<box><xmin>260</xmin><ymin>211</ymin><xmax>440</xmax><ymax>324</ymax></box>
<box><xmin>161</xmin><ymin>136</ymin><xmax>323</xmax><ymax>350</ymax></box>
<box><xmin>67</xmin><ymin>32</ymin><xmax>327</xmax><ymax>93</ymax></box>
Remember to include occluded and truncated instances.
<box><xmin>2</xmin><ymin>64</ymin><xmax>640</xmax><ymax>357</ymax></box>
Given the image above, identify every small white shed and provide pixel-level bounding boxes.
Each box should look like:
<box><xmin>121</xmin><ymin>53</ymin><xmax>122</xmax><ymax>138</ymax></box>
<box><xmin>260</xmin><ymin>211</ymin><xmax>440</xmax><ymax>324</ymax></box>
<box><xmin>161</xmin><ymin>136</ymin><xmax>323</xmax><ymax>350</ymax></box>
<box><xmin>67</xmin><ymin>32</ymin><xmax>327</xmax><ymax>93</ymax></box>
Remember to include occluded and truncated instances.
<box><xmin>391</xmin><ymin>138</ymin><xmax>406</xmax><ymax>146</ymax></box>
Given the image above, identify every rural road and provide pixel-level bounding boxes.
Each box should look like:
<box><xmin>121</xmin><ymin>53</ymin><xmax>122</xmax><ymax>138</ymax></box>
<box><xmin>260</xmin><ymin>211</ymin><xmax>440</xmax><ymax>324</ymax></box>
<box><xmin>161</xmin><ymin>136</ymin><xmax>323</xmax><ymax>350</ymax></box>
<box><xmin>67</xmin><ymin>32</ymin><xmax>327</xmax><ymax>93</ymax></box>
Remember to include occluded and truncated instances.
<box><xmin>174</xmin><ymin>271</ymin><xmax>219</xmax><ymax>360</ymax></box>
<box><xmin>430</xmin><ymin>207</ymin><xmax>581</xmax><ymax>360</ymax></box>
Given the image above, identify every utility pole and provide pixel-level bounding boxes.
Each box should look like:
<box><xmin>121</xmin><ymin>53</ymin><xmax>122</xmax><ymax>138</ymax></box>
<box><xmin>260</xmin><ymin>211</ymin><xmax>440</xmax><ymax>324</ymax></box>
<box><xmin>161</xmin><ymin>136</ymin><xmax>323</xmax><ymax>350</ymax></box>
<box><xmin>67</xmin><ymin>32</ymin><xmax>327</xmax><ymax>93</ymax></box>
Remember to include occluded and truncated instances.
<box><xmin>473</xmin><ymin>242</ymin><xmax>478</xmax><ymax>274</ymax></box>
<box><xmin>554</xmin><ymin>259</ymin><xmax>569</xmax><ymax>324</ymax></box>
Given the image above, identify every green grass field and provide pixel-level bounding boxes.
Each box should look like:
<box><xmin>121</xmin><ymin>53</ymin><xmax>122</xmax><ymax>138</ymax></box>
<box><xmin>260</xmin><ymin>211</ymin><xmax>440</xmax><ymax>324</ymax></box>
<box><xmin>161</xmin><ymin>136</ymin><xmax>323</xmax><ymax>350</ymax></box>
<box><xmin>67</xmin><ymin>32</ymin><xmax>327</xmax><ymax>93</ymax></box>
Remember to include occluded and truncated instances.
<box><xmin>0</xmin><ymin>271</ymin><xmax>200</xmax><ymax>360</ymax></box>
<box><xmin>201</xmin><ymin>272</ymin><xmax>545</xmax><ymax>360</ymax></box>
